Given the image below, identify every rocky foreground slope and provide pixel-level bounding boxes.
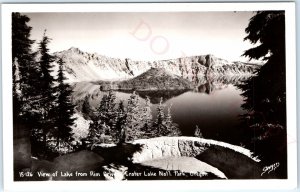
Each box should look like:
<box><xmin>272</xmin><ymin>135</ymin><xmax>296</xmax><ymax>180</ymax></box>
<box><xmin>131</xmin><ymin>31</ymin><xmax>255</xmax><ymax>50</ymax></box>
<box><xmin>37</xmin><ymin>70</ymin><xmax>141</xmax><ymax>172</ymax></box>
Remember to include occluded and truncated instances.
<box><xmin>15</xmin><ymin>136</ymin><xmax>280</xmax><ymax>181</ymax></box>
<box><xmin>92</xmin><ymin>137</ymin><xmax>265</xmax><ymax>180</ymax></box>
<box><xmin>54</xmin><ymin>47</ymin><xmax>260</xmax><ymax>82</ymax></box>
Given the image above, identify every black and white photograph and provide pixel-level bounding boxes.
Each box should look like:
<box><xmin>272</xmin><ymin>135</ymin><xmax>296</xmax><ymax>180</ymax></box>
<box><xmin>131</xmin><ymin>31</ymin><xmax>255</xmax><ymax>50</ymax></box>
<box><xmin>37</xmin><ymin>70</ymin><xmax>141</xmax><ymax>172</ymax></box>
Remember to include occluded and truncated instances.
<box><xmin>2</xmin><ymin>2</ymin><xmax>297</xmax><ymax>191</ymax></box>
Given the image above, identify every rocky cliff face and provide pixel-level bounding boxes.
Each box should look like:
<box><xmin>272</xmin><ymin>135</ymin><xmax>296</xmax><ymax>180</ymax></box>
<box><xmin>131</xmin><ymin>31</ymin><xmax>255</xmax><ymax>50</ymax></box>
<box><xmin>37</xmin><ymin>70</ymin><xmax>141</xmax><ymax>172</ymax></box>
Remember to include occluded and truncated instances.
<box><xmin>54</xmin><ymin>47</ymin><xmax>132</xmax><ymax>82</ymax></box>
<box><xmin>54</xmin><ymin>47</ymin><xmax>260</xmax><ymax>82</ymax></box>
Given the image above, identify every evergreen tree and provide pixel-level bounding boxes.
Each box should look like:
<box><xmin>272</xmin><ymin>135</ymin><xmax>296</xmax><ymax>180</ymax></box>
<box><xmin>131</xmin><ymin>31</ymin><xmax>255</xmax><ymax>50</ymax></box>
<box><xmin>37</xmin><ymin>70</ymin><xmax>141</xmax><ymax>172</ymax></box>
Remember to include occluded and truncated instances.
<box><xmin>87</xmin><ymin>120</ymin><xmax>100</xmax><ymax>142</ymax></box>
<box><xmin>88</xmin><ymin>94</ymin><xmax>108</xmax><ymax>141</ymax></box>
<box><xmin>239</xmin><ymin>11</ymin><xmax>287</xmax><ymax>176</ymax></box>
<box><xmin>163</xmin><ymin>105</ymin><xmax>173</xmax><ymax>136</ymax></box>
<box><xmin>154</xmin><ymin>98</ymin><xmax>165</xmax><ymax>135</ymax></box>
<box><xmin>115</xmin><ymin>100</ymin><xmax>127</xmax><ymax>143</ymax></box>
<box><xmin>154</xmin><ymin>99</ymin><xmax>180</xmax><ymax>137</ymax></box>
<box><xmin>12</xmin><ymin>12</ymin><xmax>40</xmax><ymax>123</ymax></box>
<box><xmin>53</xmin><ymin>58</ymin><xmax>76</xmax><ymax>147</ymax></box>
<box><xmin>98</xmin><ymin>94</ymin><xmax>108</xmax><ymax>120</ymax></box>
<box><xmin>81</xmin><ymin>95</ymin><xmax>92</xmax><ymax>120</ymax></box>
<box><xmin>37</xmin><ymin>30</ymin><xmax>56</xmax><ymax>146</ymax></box>
<box><xmin>125</xmin><ymin>91</ymin><xmax>141</xmax><ymax>141</ymax></box>
<box><xmin>141</xmin><ymin>97</ymin><xmax>152</xmax><ymax>134</ymax></box>
<box><xmin>194</xmin><ymin>125</ymin><xmax>203</xmax><ymax>138</ymax></box>
<box><xmin>12</xmin><ymin>13</ymin><xmax>47</xmax><ymax>157</ymax></box>
<box><xmin>240</xmin><ymin>11</ymin><xmax>286</xmax><ymax>125</ymax></box>
<box><xmin>88</xmin><ymin>91</ymin><xmax>118</xmax><ymax>143</ymax></box>
<box><xmin>106</xmin><ymin>91</ymin><xmax>117</xmax><ymax>130</ymax></box>
<box><xmin>97</xmin><ymin>91</ymin><xmax>117</xmax><ymax>134</ymax></box>
<box><xmin>12</xmin><ymin>58</ymin><xmax>22</xmax><ymax>122</ymax></box>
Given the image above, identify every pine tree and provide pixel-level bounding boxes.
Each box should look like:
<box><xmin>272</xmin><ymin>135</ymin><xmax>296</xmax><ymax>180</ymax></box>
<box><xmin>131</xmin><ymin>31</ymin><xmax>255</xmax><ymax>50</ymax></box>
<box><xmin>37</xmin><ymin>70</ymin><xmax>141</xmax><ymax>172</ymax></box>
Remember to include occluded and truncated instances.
<box><xmin>141</xmin><ymin>97</ymin><xmax>153</xmax><ymax>137</ymax></box>
<box><xmin>37</xmin><ymin>30</ymin><xmax>56</xmax><ymax>147</ymax></box>
<box><xmin>12</xmin><ymin>12</ymin><xmax>35</xmax><ymax>98</ymax></box>
<box><xmin>115</xmin><ymin>100</ymin><xmax>127</xmax><ymax>143</ymax></box>
<box><xmin>98</xmin><ymin>94</ymin><xmax>108</xmax><ymax>119</ymax></box>
<box><xmin>12</xmin><ymin>13</ymin><xmax>47</xmax><ymax>155</ymax></box>
<box><xmin>81</xmin><ymin>95</ymin><xmax>92</xmax><ymax>120</ymax></box>
<box><xmin>125</xmin><ymin>91</ymin><xmax>141</xmax><ymax>141</ymax></box>
<box><xmin>53</xmin><ymin>58</ymin><xmax>76</xmax><ymax>147</ymax></box>
<box><xmin>12</xmin><ymin>13</ymin><xmax>40</xmax><ymax>123</ymax></box>
<box><xmin>154</xmin><ymin>98</ymin><xmax>165</xmax><ymax>136</ymax></box>
<box><xmin>12</xmin><ymin>58</ymin><xmax>22</xmax><ymax>122</ymax></box>
<box><xmin>194</xmin><ymin>125</ymin><xmax>203</xmax><ymax>138</ymax></box>
<box><xmin>89</xmin><ymin>94</ymin><xmax>108</xmax><ymax>140</ymax></box>
<box><xmin>163</xmin><ymin>105</ymin><xmax>173</xmax><ymax>136</ymax></box>
<box><xmin>88</xmin><ymin>91</ymin><xmax>118</xmax><ymax>143</ymax></box>
<box><xmin>106</xmin><ymin>91</ymin><xmax>117</xmax><ymax>130</ymax></box>
<box><xmin>239</xmin><ymin>11</ymin><xmax>287</xmax><ymax>172</ymax></box>
<box><xmin>87</xmin><ymin>120</ymin><xmax>100</xmax><ymax>142</ymax></box>
<box><xmin>240</xmin><ymin>11</ymin><xmax>286</xmax><ymax>125</ymax></box>
<box><xmin>153</xmin><ymin>100</ymin><xmax>180</xmax><ymax>137</ymax></box>
<box><xmin>38</xmin><ymin>31</ymin><xmax>55</xmax><ymax>96</ymax></box>
<box><xmin>98</xmin><ymin>91</ymin><xmax>117</xmax><ymax>133</ymax></box>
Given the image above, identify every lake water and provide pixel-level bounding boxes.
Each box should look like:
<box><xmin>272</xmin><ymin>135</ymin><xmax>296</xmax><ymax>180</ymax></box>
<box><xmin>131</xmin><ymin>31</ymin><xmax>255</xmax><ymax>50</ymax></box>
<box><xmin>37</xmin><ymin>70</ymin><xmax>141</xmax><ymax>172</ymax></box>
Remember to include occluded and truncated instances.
<box><xmin>72</xmin><ymin>78</ymin><xmax>248</xmax><ymax>145</ymax></box>
<box><xmin>164</xmin><ymin>85</ymin><xmax>246</xmax><ymax>144</ymax></box>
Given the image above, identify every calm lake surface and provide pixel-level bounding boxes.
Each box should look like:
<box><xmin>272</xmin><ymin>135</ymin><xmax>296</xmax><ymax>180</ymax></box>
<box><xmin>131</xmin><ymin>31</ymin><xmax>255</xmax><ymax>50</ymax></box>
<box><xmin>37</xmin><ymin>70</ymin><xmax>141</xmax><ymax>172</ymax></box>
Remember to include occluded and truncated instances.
<box><xmin>165</xmin><ymin>85</ymin><xmax>246</xmax><ymax>144</ymax></box>
<box><xmin>72</xmin><ymin>80</ymin><xmax>247</xmax><ymax>145</ymax></box>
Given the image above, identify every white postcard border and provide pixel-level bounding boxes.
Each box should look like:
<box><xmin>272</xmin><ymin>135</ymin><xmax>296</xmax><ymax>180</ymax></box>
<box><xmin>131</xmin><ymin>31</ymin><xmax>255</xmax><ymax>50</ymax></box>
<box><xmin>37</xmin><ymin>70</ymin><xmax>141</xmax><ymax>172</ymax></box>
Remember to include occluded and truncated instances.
<box><xmin>1</xmin><ymin>3</ymin><xmax>297</xmax><ymax>191</ymax></box>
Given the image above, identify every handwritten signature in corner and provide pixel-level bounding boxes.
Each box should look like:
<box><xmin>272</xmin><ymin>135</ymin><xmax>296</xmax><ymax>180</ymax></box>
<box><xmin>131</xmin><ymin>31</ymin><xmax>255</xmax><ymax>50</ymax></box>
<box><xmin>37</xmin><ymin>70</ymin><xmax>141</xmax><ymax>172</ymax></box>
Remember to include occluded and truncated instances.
<box><xmin>261</xmin><ymin>162</ymin><xmax>280</xmax><ymax>176</ymax></box>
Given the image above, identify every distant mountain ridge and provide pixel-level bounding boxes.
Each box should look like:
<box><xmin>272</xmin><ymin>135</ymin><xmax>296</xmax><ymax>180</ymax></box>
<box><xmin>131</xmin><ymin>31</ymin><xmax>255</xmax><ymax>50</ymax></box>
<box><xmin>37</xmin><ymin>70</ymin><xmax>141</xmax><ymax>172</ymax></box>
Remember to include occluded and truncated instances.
<box><xmin>54</xmin><ymin>47</ymin><xmax>260</xmax><ymax>83</ymax></box>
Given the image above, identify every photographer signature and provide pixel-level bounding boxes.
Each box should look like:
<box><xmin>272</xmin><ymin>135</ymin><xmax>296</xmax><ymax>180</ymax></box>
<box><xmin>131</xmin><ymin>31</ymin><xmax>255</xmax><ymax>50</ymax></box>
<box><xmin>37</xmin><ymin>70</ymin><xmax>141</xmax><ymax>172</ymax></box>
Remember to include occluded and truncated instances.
<box><xmin>261</xmin><ymin>162</ymin><xmax>280</xmax><ymax>176</ymax></box>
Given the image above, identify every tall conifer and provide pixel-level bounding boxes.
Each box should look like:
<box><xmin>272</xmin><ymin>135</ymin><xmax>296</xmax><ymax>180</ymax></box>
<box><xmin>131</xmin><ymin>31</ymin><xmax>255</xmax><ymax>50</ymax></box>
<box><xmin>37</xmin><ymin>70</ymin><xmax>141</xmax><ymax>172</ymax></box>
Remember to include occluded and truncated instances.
<box><xmin>125</xmin><ymin>91</ymin><xmax>141</xmax><ymax>141</ymax></box>
<box><xmin>37</xmin><ymin>31</ymin><xmax>56</xmax><ymax>146</ymax></box>
<box><xmin>54</xmin><ymin>58</ymin><xmax>76</xmax><ymax>147</ymax></box>
<box><xmin>141</xmin><ymin>97</ymin><xmax>152</xmax><ymax>137</ymax></box>
<box><xmin>12</xmin><ymin>12</ymin><xmax>40</xmax><ymax>122</ymax></box>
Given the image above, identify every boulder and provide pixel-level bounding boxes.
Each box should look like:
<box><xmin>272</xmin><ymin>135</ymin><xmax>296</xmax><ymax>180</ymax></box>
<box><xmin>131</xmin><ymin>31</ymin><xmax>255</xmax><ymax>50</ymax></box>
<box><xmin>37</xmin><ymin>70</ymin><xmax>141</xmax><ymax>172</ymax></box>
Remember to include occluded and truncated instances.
<box><xmin>205</xmin><ymin>54</ymin><xmax>215</xmax><ymax>68</ymax></box>
<box><xmin>196</xmin><ymin>145</ymin><xmax>263</xmax><ymax>179</ymax></box>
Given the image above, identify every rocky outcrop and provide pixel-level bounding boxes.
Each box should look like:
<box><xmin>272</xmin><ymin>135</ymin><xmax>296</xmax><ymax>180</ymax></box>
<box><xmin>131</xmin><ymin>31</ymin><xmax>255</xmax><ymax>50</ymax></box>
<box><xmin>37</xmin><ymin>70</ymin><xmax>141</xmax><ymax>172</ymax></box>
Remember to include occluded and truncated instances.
<box><xmin>131</xmin><ymin>137</ymin><xmax>259</xmax><ymax>163</ymax></box>
<box><xmin>129</xmin><ymin>137</ymin><xmax>262</xmax><ymax>179</ymax></box>
<box><xmin>54</xmin><ymin>47</ymin><xmax>132</xmax><ymax>82</ymax></box>
<box><xmin>196</xmin><ymin>145</ymin><xmax>263</xmax><ymax>179</ymax></box>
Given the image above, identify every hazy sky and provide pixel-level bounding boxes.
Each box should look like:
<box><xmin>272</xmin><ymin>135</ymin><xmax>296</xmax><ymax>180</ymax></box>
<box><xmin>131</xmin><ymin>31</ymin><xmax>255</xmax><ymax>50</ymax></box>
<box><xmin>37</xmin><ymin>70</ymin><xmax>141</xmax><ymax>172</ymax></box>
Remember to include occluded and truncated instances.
<box><xmin>25</xmin><ymin>12</ymin><xmax>255</xmax><ymax>62</ymax></box>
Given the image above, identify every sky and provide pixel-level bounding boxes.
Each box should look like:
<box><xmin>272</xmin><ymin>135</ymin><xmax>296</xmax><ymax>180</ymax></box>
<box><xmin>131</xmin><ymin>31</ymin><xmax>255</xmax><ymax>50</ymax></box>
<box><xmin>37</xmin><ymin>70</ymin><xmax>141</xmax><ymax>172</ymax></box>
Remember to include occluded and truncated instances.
<box><xmin>25</xmin><ymin>12</ymin><xmax>256</xmax><ymax>62</ymax></box>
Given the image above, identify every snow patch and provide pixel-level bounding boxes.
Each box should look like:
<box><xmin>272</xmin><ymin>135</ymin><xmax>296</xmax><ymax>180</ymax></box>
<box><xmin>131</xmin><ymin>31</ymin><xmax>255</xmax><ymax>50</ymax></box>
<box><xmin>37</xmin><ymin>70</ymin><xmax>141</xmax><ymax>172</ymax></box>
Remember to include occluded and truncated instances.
<box><xmin>71</xmin><ymin>113</ymin><xmax>91</xmax><ymax>142</ymax></box>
